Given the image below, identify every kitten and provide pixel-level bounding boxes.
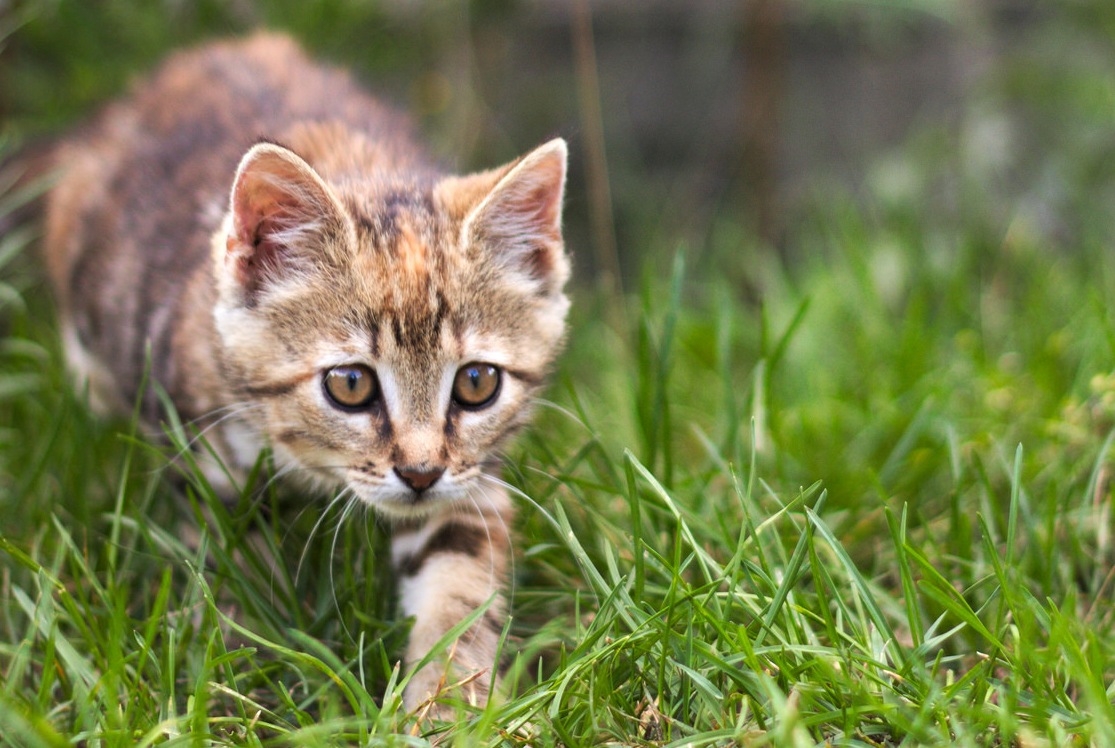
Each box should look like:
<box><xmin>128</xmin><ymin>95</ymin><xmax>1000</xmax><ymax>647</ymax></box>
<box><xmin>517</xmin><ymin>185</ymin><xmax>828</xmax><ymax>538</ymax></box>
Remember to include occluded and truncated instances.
<box><xmin>40</xmin><ymin>33</ymin><xmax>570</xmax><ymax>713</ymax></box>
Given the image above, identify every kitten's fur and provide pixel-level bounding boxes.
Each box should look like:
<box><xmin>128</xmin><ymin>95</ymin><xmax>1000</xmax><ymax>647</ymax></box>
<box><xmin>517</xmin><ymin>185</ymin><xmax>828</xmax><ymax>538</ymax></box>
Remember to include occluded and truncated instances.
<box><xmin>41</xmin><ymin>33</ymin><xmax>569</xmax><ymax>712</ymax></box>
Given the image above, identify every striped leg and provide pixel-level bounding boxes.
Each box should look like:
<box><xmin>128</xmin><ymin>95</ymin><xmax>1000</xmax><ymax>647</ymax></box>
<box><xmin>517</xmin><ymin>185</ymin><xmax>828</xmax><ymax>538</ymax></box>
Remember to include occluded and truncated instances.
<box><xmin>392</xmin><ymin>485</ymin><xmax>511</xmax><ymax>714</ymax></box>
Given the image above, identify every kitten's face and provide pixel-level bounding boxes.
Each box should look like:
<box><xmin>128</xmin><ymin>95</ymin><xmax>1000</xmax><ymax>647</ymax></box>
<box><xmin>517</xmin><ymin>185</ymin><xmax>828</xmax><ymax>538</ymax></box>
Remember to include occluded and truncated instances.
<box><xmin>212</xmin><ymin>139</ymin><xmax>569</xmax><ymax>519</ymax></box>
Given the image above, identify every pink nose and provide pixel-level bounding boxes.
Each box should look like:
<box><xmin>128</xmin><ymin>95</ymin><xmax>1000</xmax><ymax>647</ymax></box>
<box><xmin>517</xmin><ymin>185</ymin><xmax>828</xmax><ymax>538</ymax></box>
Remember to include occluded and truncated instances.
<box><xmin>394</xmin><ymin>466</ymin><xmax>445</xmax><ymax>493</ymax></box>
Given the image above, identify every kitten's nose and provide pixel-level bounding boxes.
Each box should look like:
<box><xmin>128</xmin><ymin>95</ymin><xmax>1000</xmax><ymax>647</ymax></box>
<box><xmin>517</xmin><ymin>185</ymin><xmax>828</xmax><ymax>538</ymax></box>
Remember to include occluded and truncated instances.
<box><xmin>394</xmin><ymin>466</ymin><xmax>445</xmax><ymax>493</ymax></box>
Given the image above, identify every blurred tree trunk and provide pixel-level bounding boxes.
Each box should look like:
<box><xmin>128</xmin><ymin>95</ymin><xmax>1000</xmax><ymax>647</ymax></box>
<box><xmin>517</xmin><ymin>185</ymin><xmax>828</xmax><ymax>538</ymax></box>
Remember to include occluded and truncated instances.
<box><xmin>0</xmin><ymin>22</ymin><xmax>11</xmax><ymax>126</ymax></box>
<box><xmin>741</xmin><ymin>0</ymin><xmax>786</xmax><ymax>245</ymax></box>
<box><xmin>572</xmin><ymin>0</ymin><xmax>622</xmax><ymax>297</ymax></box>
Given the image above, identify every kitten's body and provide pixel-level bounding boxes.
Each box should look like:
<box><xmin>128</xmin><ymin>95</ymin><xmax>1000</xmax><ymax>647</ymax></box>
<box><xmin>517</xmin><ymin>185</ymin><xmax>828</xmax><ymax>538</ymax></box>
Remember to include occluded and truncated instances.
<box><xmin>41</xmin><ymin>34</ymin><xmax>570</xmax><ymax>712</ymax></box>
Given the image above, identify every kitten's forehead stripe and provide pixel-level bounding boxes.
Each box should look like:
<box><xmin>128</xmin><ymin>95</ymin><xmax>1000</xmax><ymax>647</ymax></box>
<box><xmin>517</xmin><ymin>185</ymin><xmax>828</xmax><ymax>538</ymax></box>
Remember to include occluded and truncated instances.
<box><xmin>384</xmin><ymin>297</ymin><xmax>449</xmax><ymax>356</ymax></box>
<box><xmin>397</xmin><ymin>225</ymin><xmax>427</xmax><ymax>279</ymax></box>
<box><xmin>369</xmin><ymin>322</ymin><xmax>381</xmax><ymax>358</ymax></box>
<box><xmin>381</xmin><ymin>189</ymin><xmax>435</xmax><ymax>229</ymax></box>
<box><xmin>346</xmin><ymin>187</ymin><xmax>435</xmax><ymax>247</ymax></box>
<box><xmin>349</xmin><ymin>203</ymin><xmax>375</xmax><ymax>236</ymax></box>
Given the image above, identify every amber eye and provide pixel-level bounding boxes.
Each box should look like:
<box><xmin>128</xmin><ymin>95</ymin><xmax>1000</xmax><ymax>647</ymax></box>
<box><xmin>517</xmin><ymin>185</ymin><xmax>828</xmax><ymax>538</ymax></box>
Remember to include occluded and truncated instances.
<box><xmin>323</xmin><ymin>364</ymin><xmax>379</xmax><ymax>410</ymax></box>
<box><xmin>452</xmin><ymin>363</ymin><xmax>501</xmax><ymax>409</ymax></box>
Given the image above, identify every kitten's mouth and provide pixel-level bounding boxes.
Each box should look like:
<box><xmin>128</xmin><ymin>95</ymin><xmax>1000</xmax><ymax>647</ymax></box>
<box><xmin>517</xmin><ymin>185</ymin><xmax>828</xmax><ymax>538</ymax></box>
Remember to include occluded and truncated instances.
<box><xmin>345</xmin><ymin>474</ymin><xmax>464</xmax><ymax>520</ymax></box>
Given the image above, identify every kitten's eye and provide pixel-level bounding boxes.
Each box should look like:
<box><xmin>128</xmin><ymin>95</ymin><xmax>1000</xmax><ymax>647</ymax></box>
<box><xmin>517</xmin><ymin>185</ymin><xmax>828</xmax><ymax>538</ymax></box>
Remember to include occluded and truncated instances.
<box><xmin>323</xmin><ymin>364</ymin><xmax>379</xmax><ymax>409</ymax></box>
<box><xmin>452</xmin><ymin>363</ymin><xmax>501</xmax><ymax>409</ymax></box>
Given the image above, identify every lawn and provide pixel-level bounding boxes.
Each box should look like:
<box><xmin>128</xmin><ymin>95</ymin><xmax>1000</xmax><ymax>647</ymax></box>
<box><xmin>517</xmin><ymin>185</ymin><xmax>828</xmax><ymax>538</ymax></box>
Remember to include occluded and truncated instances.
<box><xmin>3</xmin><ymin>3</ymin><xmax>1115</xmax><ymax>746</ymax></box>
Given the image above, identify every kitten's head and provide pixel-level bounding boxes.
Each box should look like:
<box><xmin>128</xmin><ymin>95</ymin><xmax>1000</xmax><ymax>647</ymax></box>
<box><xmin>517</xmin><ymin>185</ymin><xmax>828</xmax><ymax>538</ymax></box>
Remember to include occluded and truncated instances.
<box><xmin>212</xmin><ymin>136</ymin><xmax>570</xmax><ymax>519</ymax></box>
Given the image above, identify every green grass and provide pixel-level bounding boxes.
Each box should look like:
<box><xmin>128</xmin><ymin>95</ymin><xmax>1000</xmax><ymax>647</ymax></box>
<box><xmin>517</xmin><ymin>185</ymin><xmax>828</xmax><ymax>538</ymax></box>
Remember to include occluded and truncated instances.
<box><xmin>4</xmin><ymin>134</ymin><xmax>1115</xmax><ymax>746</ymax></box>
<box><xmin>5</xmin><ymin>5</ymin><xmax>1115</xmax><ymax>746</ymax></box>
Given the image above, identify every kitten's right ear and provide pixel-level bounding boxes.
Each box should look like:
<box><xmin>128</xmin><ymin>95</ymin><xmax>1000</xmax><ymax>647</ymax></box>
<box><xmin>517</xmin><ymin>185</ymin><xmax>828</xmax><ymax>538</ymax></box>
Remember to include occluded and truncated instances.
<box><xmin>226</xmin><ymin>143</ymin><xmax>347</xmax><ymax>299</ymax></box>
<box><xmin>453</xmin><ymin>138</ymin><xmax>570</xmax><ymax>298</ymax></box>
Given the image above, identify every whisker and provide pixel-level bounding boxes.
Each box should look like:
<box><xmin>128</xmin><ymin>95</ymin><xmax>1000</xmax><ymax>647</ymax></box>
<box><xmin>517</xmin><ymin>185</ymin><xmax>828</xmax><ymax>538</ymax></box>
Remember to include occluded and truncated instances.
<box><xmin>172</xmin><ymin>401</ymin><xmax>267</xmax><ymax>460</ymax></box>
<box><xmin>295</xmin><ymin>489</ymin><xmax>350</xmax><ymax>588</ymax></box>
<box><xmin>195</xmin><ymin>399</ymin><xmax>267</xmax><ymax>424</ymax></box>
<box><xmin>473</xmin><ymin>472</ymin><xmax>522</xmax><ymax>618</ymax></box>
<box><xmin>463</xmin><ymin>490</ymin><xmax>498</xmax><ymax>591</ymax></box>
<box><xmin>330</xmin><ymin>491</ymin><xmax>361</xmax><ymax>643</ymax></box>
<box><xmin>477</xmin><ymin>470</ymin><xmax>538</xmax><ymax>506</ymax></box>
<box><xmin>529</xmin><ymin>397</ymin><xmax>592</xmax><ymax>432</ymax></box>
<box><xmin>139</xmin><ymin>401</ymin><xmax>266</xmax><ymax>483</ymax></box>
<box><xmin>276</xmin><ymin>476</ymin><xmax>336</xmax><ymax>542</ymax></box>
<box><xmin>249</xmin><ymin>460</ymin><xmax>301</xmax><ymax>506</ymax></box>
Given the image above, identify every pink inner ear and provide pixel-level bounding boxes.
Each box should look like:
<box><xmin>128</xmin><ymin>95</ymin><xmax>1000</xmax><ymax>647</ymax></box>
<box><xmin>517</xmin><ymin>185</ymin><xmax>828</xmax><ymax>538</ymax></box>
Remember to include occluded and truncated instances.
<box><xmin>520</xmin><ymin>181</ymin><xmax>561</xmax><ymax>235</ymax></box>
<box><xmin>232</xmin><ymin>171</ymin><xmax>296</xmax><ymax>246</ymax></box>
<box><xmin>231</xmin><ymin>213</ymin><xmax>286</xmax><ymax>296</ymax></box>
<box><xmin>474</xmin><ymin>146</ymin><xmax>567</xmax><ymax>288</ymax></box>
<box><xmin>227</xmin><ymin>145</ymin><xmax>337</xmax><ymax>299</ymax></box>
<box><xmin>515</xmin><ymin>183</ymin><xmax>561</xmax><ymax>279</ymax></box>
<box><xmin>517</xmin><ymin>155</ymin><xmax>564</xmax><ymax>238</ymax></box>
<box><xmin>229</xmin><ymin>178</ymin><xmax>289</xmax><ymax>294</ymax></box>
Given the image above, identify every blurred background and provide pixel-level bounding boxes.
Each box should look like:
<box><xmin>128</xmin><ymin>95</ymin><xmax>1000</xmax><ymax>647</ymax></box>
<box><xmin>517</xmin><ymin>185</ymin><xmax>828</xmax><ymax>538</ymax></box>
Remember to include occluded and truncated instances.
<box><xmin>3</xmin><ymin>0</ymin><xmax>1114</xmax><ymax>293</ymax></box>
<box><xmin>4</xmin><ymin>5</ymin><xmax>1115</xmax><ymax>738</ymax></box>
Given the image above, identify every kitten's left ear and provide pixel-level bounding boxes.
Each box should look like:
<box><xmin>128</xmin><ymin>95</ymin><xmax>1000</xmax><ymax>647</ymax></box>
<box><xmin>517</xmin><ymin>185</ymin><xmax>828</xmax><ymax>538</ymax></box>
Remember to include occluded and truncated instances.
<box><xmin>459</xmin><ymin>138</ymin><xmax>570</xmax><ymax>296</ymax></box>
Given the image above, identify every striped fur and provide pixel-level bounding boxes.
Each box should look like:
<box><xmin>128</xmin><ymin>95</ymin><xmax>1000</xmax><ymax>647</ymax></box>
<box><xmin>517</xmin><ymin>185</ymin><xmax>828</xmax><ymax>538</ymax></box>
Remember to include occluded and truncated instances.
<box><xmin>41</xmin><ymin>34</ymin><xmax>569</xmax><ymax>715</ymax></box>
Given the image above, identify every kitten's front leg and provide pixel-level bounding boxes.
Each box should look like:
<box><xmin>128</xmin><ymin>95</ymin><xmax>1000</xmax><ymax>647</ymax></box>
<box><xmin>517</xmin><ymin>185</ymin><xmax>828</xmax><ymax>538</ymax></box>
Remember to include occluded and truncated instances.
<box><xmin>391</xmin><ymin>485</ymin><xmax>511</xmax><ymax>715</ymax></box>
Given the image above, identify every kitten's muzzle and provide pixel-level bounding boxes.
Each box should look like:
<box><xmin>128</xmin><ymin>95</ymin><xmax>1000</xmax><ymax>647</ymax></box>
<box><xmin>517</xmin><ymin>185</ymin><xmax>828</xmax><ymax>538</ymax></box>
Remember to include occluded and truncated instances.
<box><xmin>394</xmin><ymin>465</ymin><xmax>445</xmax><ymax>493</ymax></box>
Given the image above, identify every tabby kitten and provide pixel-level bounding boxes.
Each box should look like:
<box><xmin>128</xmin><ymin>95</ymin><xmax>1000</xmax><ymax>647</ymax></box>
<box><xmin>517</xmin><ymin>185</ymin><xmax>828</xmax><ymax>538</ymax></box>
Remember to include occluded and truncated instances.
<box><xmin>41</xmin><ymin>33</ymin><xmax>570</xmax><ymax>712</ymax></box>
